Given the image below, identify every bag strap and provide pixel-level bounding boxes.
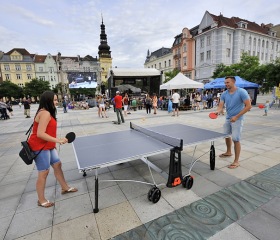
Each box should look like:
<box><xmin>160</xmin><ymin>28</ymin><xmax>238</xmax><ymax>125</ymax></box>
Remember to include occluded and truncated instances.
<box><xmin>25</xmin><ymin>123</ymin><xmax>33</xmax><ymax>140</ymax></box>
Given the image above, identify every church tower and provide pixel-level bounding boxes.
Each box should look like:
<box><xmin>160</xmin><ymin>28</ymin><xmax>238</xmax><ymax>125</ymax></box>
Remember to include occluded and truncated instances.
<box><xmin>98</xmin><ymin>17</ymin><xmax>112</xmax><ymax>83</ymax></box>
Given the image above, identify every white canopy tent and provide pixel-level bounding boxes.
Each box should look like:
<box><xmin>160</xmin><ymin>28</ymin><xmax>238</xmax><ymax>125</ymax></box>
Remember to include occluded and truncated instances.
<box><xmin>160</xmin><ymin>72</ymin><xmax>204</xmax><ymax>90</ymax></box>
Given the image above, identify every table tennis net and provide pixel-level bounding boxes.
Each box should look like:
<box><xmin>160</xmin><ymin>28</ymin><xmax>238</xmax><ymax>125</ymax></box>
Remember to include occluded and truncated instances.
<box><xmin>130</xmin><ymin>122</ymin><xmax>183</xmax><ymax>150</ymax></box>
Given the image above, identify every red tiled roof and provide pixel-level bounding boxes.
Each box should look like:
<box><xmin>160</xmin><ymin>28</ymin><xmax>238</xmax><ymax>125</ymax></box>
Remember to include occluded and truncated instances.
<box><xmin>209</xmin><ymin>12</ymin><xmax>271</xmax><ymax>35</ymax></box>
<box><xmin>6</xmin><ymin>48</ymin><xmax>31</xmax><ymax>55</ymax></box>
<box><xmin>34</xmin><ymin>55</ymin><xmax>47</xmax><ymax>63</ymax></box>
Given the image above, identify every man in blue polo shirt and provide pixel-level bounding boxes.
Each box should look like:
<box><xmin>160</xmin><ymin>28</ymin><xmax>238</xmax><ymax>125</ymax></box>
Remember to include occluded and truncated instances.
<box><xmin>215</xmin><ymin>76</ymin><xmax>251</xmax><ymax>169</ymax></box>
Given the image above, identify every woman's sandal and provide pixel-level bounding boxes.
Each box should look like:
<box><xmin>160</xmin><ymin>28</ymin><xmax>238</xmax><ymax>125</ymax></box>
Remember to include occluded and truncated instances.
<box><xmin>228</xmin><ymin>163</ymin><xmax>240</xmax><ymax>169</ymax></box>
<box><xmin>61</xmin><ymin>187</ymin><xmax>78</xmax><ymax>195</ymax></box>
<box><xmin>219</xmin><ymin>153</ymin><xmax>233</xmax><ymax>158</ymax></box>
<box><xmin>37</xmin><ymin>200</ymin><xmax>54</xmax><ymax>208</ymax></box>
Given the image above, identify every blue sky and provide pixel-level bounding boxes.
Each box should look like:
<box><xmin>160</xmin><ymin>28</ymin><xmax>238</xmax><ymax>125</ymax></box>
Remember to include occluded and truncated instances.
<box><xmin>1</xmin><ymin>0</ymin><xmax>279</xmax><ymax>68</ymax></box>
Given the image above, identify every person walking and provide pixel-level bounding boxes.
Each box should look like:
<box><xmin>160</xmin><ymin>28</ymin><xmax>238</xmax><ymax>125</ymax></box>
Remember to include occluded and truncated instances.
<box><xmin>171</xmin><ymin>89</ymin><xmax>180</xmax><ymax>116</ymax></box>
<box><xmin>62</xmin><ymin>97</ymin><xmax>67</xmax><ymax>113</ymax></box>
<box><xmin>152</xmin><ymin>93</ymin><xmax>158</xmax><ymax>114</ymax></box>
<box><xmin>145</xmin><ymin>94</ymin><xmax>152</xmax><ymax>114</ymax></box>
<box><xmin>263</xmin><ymin>100</ymin><xmax>269</xmax><ymax>116</ymax></box>
<box><xmin>23</xmin><ymin>97</ymin><xmax>31</xmax><ymax>118</ymax></box>
<box><xmin>114</xmin><ymin>91</ymin><xmax>125</xmax><ymax>124</ymax></box>
<box><xmin>28</xmin><ymin>91</ymin><xmax>77</xmax><ymax>208</ymax></box>
<box><xmin>99</xmin><ymin>95</ymin><xmax>108</xmax><ymax>118</ymax></box>
<box><xmin>122</xmin><ymin>93</ymin><xmax>129</xmax><ymax>116</ymax></box>
<box><xmin>215</xmin><ymin>76</ymin><xmax>251</xmax><ymax>169</ymax></box>
<box><xmin>0</xmin><ymin>97</ymin><xmax>9</xmax><ymax>120</ymax></box>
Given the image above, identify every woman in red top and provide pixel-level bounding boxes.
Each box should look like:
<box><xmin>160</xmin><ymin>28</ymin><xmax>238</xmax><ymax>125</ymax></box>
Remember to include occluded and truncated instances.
<box><xmin>28</xmin><ymin>91</ymin><xmax>77</xmax><ymax>208</ymax></box>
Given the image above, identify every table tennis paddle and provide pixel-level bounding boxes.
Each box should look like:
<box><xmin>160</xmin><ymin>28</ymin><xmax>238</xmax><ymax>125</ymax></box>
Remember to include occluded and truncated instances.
<box><xmin>65</xmin><ymin>132</ymin><xmax>76</xmax><ymax>143</ymax></box>
<box><xmin>258</xmin><ymin>104</ymin><xmax>265</xmax><ymax>109</ymax></box>
<box><xmin>209</xmin><ymin>112</ymin><xmax>218</xmax><ymax>119</ymax></box>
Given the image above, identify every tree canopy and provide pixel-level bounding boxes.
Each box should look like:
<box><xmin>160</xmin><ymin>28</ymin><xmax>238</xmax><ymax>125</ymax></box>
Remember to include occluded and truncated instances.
<box><xmin>164</xmin><ymin>68</ymin><xmax>180</xmax><ymax>83</ymax></box>
<box><xmin>0</xmin><ymin>81</ymin><xmax>24</xmax><ymax>99</ymax></box>
<box><xmin>24</xmin><ymin>78</ymin><xmax>51</xmax><ymax>100</ymax></box>
<box><xmin>212</xmin><ymin>53</ymin><xmax>280</xmax><ymax>92</ymax></box>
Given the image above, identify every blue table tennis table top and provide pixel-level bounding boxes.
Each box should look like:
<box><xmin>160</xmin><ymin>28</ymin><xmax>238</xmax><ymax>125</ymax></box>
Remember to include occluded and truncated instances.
<box><xmin>72</xmin><ymin>123</ymin><xmax>227</xmax><ymax>170</ymax></box>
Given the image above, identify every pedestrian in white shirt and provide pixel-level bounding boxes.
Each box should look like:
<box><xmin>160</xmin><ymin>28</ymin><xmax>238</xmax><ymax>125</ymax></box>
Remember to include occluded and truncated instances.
<box><xmin>171</xmin><ymin>89</ymin><xmax>180</xmax><ymax>116</ymax></box>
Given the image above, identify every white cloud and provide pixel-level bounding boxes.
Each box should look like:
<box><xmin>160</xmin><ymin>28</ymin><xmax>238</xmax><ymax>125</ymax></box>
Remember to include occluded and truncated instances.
<box><xmin>0</xmin><ymin>0</ymin><xmax>279</xmax><ymax>68</ymax></box>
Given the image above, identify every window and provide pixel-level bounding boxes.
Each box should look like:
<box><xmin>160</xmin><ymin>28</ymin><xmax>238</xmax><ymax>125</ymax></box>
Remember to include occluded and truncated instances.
<box><xmin>261</xmin><ymin>53</ymin><xmax>264</xmax><ymax>60</ymax></box>
<box><xmin>271</xmin><ymin>42</ymin><xmax>274</xmax><ymax>50</ymax></box>
<box><xmin>258</xmin><ymin>39</ymin><xmax>261</xmax><ymax>47</ymax></box>
<box><xmin>27</xmin><ymin>74</ymin><xmax>32</xmax><ymax>79</ymax></box>
<box><xmin>159</xmin><ymin>63</ymin><xmax>161</xmax><ymax>69</ymax></box>
<box><xmin>39</xmin><ymin>67</ymin><xmax>43</xmax><ymax>72</ymax></box>
<box><xmin>226</xmin><ymin>48</ymin><xmax>231</xmax><ymax>57</ymax></box>
<box><xmin>183</xmin><ymin>44</ymin><xmax>187</xmax><ymax>52</ymax></box>
<box><xmin>265</xmin><ymin>53</ymin><xmax>268</xmax><ymax>60</ymax></box>
<box><xmin>169</xmin><ymin>59</ymin><xmax>171</xmax><ymax>66</ymax></box>
<box><xmin>26</xmin><ymin>64</ymin><xmax>32</xmax><ymax>71</ymax></box>
<box><xmin>49</xmin><ymin>67</ymin><xmax>54</xmax><ymax>73</ymax></box>
<box><xmin>262</xmin><ymin>40</ymin><xmax>265</xmax><ymax>47</ymax></box>
<box><xmin>257</xmin><ymin>52</ymin><xmax>260</xmax><ymax>58</ymax></box>
<box><xmin>207</xmin><ymin>35</ymin><xmax>211</xmax><ymax>46</ymax></box>
<box><xmin>53</xmin><ymin>76</ymin><xmax>56</xmax><ymax>81</ymax></box>
<box><xmin>206</xmin><ymin>50</ymin><xmax>211</xmax><ymax>60</ymax></box>
<box><xmin>249</xmin><ymin>37</ymin><xmax>252</xmax><ymax>45</ymax></box>
<box><xmin>183</xmin><ymin>57</ymin><xmax>187</xmax><ymax>66</ymax></box>
<box><xmin>39</xmin><ymin>76</ymin><xmax>45</xmax><ymax>80</ymax></box>
<box><xmin>266</xmin><ymin>41</ymin><xmax>269</xmax><ymax>48</ymax></box>
<box><xmin>16</xmin><ymin>74</ymin><xmax>21</xmax><ymax>79</ymax></box>
<box><xmin>178</xmin><ymin>48</ymin><xmax>181</xmax><ymax>54</ymax></box>
<box><xmin>227</xmin><ymin>33</ymin><xmax>231</xmax><ymax>43</ymax></box>
<box><xmin>4</xmin><ymin>65</ymin><xmax>10</xmax><ymax>71</ymax></box>
<box><xmin>200</xmin><ymin>38</ymin><xmax>205</xmax><ymax>48</ymax></box>
<box><xmin>270</xmin><ymin>54</ymin><xmax>273</xmax><ymax>61</ymax></box>
<box><xmin>164</xmin><ymin>61</ymin><xmax>166</xmax><ymax>67</ymax></box>
<box><xmin>253</xmin><ymin>38</ymin><xmax>256</xmax><ymax>46</ymax></box>
<box><xmin>5</xmin><ymin>74</ymin><xmax>10</xmax><ymax>80</ymax></box>
<box><xmin>155</xmin><ymin>64</ymin><xmax>156</xmax><ymax>68</ymax></box>
<box><xmin>200</xmin><ymin>52</ymin><xmax>204</xmax><ymax>61</ymax></box>
<box><xmin>241</xmin><ymin>35</ymin><xmax>245</xmax><ymax>44</ymax></box>
<box><xmin>15</xmin><ymin>64</ymin><xmax>21</xmax><ymax>71</ymax></box>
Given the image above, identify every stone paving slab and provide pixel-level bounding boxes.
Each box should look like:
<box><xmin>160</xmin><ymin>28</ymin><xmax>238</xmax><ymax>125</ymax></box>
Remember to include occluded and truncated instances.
<box><xmin>0</xmin><ymin>94</ymin><xmax>279</xmax><ymax>239</ymax></box>
<box><xmin>238</xmin><ymin>208</ymin><xmax>280</xmax><ymax>240</ymax></box>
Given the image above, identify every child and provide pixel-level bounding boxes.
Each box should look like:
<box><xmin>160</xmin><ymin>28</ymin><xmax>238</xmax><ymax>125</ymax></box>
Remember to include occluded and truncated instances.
<box><xmin>263</xmin><ymin>100</ymin><xmax>269</xmax><ymax>116</ymax></box>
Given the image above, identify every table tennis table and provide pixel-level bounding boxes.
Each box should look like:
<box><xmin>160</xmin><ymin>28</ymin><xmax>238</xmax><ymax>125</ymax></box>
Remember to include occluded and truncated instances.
<box><xmin>72</xmin><ymin>122</ymin><xmax>227</xmax><ymax>213</ymax></box>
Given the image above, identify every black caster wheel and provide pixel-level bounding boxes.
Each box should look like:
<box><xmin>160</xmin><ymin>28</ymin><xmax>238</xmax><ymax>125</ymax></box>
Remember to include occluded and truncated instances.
<box><xmin>151</xmin><ymin>188</ymin><xmax>161</xmax><ymax>203</ymax></box>
<box><xmin>210</xmin><ymin>145</ymin><xmax>215</xmax><ymax>170</ymax></box>
<box><xmin>83</xmin><ymin>171</ymin><xmax>87</xmax><ymax>177</ymax></box>
<box><xmin>183</xmin><ymin>175</ymin><xmax>194</xmax><ymax>189</ymax></box>
<box><xmin>147</xmin><ymin>186</ymin><xmax>157</xmax><ymax>201</ymax></box>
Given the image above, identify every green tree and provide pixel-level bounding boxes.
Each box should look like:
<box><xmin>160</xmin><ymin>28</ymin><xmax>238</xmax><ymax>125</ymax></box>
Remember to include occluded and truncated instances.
<box><xmin>24</xmin><ymin>78</ymin><xmax>51</xmax><ymax>101</ymax></box>
<box><xmin>0</xmin><ymin>81</ymin><xmax>24</xmax><ymax>99</ymax></box>
<box><xmin>164</xmin><ymin>69</ymin><xmax>180</xmax><ymax>83</ymax></box>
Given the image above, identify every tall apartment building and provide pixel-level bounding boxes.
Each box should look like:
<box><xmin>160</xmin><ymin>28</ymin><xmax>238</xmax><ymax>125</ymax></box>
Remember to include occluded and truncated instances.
<box><xmin>144</xmin><ymin>47</ymin><xmax>173</xmax><ymax>83</ymax></box>
<box><xmin>34</xmin><ymin>53</ymin><xmax>59</xmax><ymax>89</ymax></box>
<box><xmin>195</xmin><ymin>11</ymin><xmax>280</xmax><ymax>82</ymax></box>
<box><xmin>0</xmin><ymin>48</ymin><xmax>36</xmax><ymax>87</ymax></box>
<box><xmin>172</xmin><ymin>27</ymin><xmax>198</xmax><ymax>79</ymax></box>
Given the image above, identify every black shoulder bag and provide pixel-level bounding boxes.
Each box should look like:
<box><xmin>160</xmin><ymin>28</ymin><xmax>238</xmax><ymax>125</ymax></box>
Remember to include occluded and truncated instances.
<box><xmin>19</xmin><ymin>124</ymin><xmax>45</xmax><ymax>165</ymax></box>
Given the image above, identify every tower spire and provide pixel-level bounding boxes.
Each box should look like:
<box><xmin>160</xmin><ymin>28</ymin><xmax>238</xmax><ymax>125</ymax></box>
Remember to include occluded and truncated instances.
<box><xmin>98</xmin><ymin>17</ymin><xmax>111</xmax><ymax>58</ymax></box>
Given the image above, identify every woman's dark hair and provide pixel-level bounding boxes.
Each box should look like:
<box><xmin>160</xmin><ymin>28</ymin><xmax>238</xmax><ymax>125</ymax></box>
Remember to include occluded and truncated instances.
<box><xmin>37</xmin><ymin>91</ymin><xmax>57</xmax><ymax>120</ymax></box>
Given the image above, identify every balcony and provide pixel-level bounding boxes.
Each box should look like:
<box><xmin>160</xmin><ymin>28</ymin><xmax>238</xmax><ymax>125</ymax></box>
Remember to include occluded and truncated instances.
<box><xmin>173</xmin><ymin>53</ymin><xmax>181</xmax><ymax>59</ymax></box>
